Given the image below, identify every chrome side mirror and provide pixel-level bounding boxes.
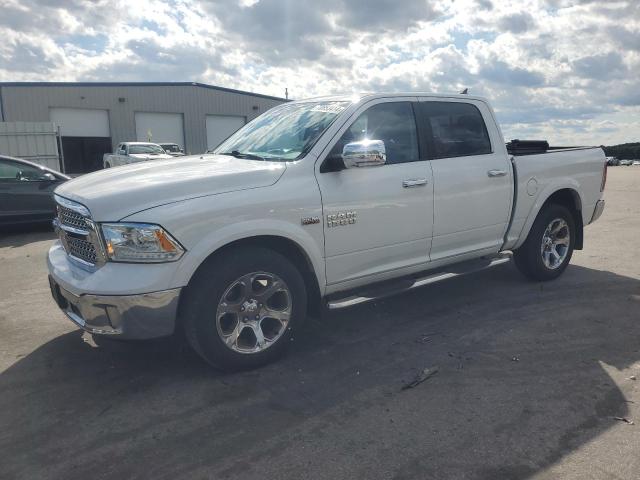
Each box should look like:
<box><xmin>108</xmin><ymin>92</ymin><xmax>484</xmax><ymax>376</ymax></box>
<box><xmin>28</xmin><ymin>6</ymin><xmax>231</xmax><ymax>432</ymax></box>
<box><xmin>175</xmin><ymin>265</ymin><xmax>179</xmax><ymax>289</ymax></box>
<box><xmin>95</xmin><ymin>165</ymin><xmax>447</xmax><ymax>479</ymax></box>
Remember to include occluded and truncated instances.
<box><xmin>342</xmin><ymin>140</ymin><xmax>386</xmax><ymax>168</ymax></box>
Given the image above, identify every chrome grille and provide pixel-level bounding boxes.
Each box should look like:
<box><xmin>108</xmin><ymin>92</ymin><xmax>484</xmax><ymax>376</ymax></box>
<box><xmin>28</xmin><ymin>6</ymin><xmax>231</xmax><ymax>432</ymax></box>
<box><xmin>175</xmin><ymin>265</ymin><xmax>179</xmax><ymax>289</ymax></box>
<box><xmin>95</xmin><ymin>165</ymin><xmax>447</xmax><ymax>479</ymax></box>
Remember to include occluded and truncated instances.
<box><xmin>66</xmin><ymin>236</ymin><xmax>98</xmax><ymax>264</ymax></box>
<box><xmin>58</xmin><ymin>206</ymin><xmax>88</xmax><ymax>231</ymax></box>
<box><xmin>54</xmin><ymin>195</ymin><xmax>102</xmax><ymax>268</ymax></box>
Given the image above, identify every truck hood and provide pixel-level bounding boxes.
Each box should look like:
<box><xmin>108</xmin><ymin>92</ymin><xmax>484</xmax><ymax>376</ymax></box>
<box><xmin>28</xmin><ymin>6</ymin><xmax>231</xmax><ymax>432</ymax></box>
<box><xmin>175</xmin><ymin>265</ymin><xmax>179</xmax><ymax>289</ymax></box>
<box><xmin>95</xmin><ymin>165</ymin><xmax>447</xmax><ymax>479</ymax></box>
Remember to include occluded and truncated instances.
<box><xmin>55</xmin><ymin>154</ymin><xmax>287</xmax><ymax>221</ymax></box>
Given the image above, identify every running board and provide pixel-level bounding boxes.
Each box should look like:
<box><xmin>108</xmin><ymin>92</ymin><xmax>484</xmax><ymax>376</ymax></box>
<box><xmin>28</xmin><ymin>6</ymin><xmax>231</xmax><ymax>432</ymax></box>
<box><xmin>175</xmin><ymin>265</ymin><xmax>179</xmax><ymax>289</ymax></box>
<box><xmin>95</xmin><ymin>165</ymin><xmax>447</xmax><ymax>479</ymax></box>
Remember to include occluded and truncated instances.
<box><xmin>326</xmin><ymin>252</ymin><xmax>512</xmax><ymax>310</ymax></box>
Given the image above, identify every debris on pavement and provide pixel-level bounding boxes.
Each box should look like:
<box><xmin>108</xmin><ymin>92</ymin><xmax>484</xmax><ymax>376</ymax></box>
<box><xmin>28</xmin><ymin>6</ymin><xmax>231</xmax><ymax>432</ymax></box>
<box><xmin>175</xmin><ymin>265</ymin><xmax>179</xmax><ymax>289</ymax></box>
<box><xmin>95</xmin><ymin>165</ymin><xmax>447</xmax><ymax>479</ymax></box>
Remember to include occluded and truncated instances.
<box><xmin>448</xmin><ymin>351</ymin><xmax>469</xmax><ymax>370</ymax></box>
<box><xmin>511</xmin><ymin>356</ymin><xmax>520</xmax><ymax>362</ymax></box>
<box><xmin>401</xmin><ymin>366</ymin><xmax>439</xmax><ymax>390</ymax></box>
<box><xmin>613</xmin><ymin>416</ymin><xmax>634</xmax><ymax>425</ymax></box>
<box><xmin>416</xmin><ymin>335</ymin><xmax>433</xmax><ymax>344</ymax></box>
<box><xmin>628</xmin><ymin>375</ymin><xmax>636</xmax><ymax>381</ymax></box>
<box><xmin>415</xmin><ymin>332</ymin><xmax>438</xmax><ymax>344</ymax></box>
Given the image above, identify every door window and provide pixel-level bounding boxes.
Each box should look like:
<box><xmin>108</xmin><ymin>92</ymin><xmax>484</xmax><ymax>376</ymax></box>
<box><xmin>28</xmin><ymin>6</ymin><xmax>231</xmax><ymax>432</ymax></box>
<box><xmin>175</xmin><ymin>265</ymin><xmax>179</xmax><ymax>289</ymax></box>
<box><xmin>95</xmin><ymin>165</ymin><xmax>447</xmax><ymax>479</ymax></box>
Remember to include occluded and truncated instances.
<box><xmin>0</xmin><ymin>160</ymin><xmax>47</xmax><ymax>182</ymax></box>
<box><xmin>421</xmin><ymin>102</ymin><xmax>492</xmax><ymax>159</ymax></box>
<box><xmin>329</xmin><ymin>102</ymin><xmax>419</xmax><ymax>165</ymax></box>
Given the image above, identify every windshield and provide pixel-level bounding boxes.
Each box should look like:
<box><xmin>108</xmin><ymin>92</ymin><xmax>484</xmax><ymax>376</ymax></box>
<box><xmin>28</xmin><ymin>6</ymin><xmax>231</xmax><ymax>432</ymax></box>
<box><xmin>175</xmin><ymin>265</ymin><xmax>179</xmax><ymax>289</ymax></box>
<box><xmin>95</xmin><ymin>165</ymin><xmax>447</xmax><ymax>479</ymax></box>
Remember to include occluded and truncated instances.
<box><xmin>129</xmin><ymin>144</ymin><xmax>166</xmax><ymax>155</ymax></box>
<box><xmin>161</xmin><ymin>144</ymin><xmax>180</xmax><ymax>152</ymax></box>
<box><xmin>214</xmin><ymin>101</ymin><xmax>349</xmax><ymax>161</ymax></box>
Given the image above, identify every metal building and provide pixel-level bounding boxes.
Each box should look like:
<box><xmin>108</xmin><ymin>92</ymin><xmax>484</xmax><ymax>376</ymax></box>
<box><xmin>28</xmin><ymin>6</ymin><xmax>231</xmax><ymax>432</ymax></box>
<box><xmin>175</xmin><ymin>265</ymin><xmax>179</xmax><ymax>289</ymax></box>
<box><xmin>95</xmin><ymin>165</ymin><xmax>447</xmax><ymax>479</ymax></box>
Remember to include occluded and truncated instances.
<box><xmin>0</xmin><ymin>82</ymin><xmax>285</xmax><ymax>173</ymax></box>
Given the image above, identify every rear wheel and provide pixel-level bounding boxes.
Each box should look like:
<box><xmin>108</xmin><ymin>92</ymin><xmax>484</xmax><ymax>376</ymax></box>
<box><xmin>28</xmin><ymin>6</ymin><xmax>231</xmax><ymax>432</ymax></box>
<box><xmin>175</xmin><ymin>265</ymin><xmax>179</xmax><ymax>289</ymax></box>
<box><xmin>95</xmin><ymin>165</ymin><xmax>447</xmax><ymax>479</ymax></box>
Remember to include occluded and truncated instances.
<box><xmin>181</xmin><ymin>247</ymin><xmax>307</xmax><ymax>371</ymax></box>
<box><xmin>514</xmin><ymin>204</ymin><xmax>575</xmax><ymax>281</ymax></box>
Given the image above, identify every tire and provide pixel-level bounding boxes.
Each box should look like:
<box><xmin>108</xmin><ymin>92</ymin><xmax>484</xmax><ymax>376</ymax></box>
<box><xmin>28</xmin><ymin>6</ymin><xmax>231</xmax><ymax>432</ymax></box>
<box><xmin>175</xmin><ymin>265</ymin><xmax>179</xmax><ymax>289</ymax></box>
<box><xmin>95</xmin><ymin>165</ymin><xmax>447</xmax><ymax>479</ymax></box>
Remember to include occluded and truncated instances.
<box><xmin>514</xmin><ymin>204</ymin><xmax>575</xmax><ymax>281</ymax></box>
<box><xmin>104</xmin><ymin>163</ymin><xmax>111</xmax><ymax>169</ymax></box>
<box><xmin>181</xmin><ymin>247</ymin><xmax>307</xmax><ymax>371</ymax></box>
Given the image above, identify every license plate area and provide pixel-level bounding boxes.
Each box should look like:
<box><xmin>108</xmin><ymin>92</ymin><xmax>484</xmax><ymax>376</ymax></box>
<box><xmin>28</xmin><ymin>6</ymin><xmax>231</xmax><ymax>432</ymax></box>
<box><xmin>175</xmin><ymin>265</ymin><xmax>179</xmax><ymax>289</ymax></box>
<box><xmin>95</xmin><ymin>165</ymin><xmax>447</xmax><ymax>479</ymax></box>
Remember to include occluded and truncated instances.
<box><xmin>48</xmin><ymin>276</ymin><xmax>68</xmax><ymax>310</ymax></box>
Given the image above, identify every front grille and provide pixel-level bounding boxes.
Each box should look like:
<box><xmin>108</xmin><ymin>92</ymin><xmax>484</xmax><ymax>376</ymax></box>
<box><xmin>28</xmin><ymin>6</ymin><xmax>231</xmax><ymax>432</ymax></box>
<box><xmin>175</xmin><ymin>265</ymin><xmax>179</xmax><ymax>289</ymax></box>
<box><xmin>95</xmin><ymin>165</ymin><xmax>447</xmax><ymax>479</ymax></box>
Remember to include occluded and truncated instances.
<box><xmin>58</xmin><ymin>205</ymin><xmax>88</xmax><ymax>231</ymax></box>
<box><xmin>66</xmin><ymin>235</ymin><xmax>98</xmax><ymax>264</ymax></box>
<box><xmin>55</xmin><ymin>196</ymin><xmax>101</xmax><ymax>267</ymax></box>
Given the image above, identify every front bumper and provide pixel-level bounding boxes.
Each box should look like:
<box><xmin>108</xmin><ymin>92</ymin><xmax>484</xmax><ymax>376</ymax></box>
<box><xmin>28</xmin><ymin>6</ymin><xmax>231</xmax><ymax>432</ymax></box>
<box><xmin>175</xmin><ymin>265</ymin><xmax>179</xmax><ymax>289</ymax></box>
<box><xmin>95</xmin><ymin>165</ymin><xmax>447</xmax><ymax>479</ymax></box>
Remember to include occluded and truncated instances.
<box><xmin>48</xmin><ymin>275</ymin><xmax>180</xmax><ymax>339</ymax></box>
<box><xmin>590</xmin><ymin>199</ymin><xmax>605</xmax><ymax>224</ymax></box>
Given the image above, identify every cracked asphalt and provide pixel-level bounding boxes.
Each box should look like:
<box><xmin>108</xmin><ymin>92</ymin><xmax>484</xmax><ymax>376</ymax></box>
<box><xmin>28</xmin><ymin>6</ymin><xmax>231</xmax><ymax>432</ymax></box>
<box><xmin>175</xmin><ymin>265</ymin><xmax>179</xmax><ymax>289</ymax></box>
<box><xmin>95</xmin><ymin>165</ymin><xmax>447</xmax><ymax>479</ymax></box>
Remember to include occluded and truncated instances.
<box><xmin>1</xmin><ymin>168</ymin><xmax>639</xmax><ymax>480</ymax></box>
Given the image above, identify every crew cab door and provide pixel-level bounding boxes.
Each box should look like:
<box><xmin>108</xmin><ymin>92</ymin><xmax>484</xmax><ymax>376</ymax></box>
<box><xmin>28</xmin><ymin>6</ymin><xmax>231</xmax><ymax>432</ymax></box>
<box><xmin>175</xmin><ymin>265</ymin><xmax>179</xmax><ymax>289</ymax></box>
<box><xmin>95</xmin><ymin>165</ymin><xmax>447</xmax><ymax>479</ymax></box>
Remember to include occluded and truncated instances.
<box><xmin>316</xmin><ymin>99</ymin><xmax>434</xmax><ymax>286</ymax></box>
<box><xmin>417</xmin><ymin>99</ymin><xmax>512</xmax><ymax>261</ymax></box>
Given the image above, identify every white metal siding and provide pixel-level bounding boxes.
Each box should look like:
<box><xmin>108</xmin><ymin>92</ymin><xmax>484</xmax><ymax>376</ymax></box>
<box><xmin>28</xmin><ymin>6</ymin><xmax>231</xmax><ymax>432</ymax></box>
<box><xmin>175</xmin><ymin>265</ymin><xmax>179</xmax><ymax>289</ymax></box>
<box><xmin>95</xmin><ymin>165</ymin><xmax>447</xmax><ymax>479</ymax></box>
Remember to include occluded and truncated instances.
<box><xmin>206</xmin><ymin>115</ymin><xmax>245</xmax><ymax>151</ymax></box>
<box><xmin>50</xmin><ymin>108</ymin><xmax>110</xmax><ymax>137</ymax></box>
<box><xmin>0</xmin><ymin>121</ymin><xmax>60</xmax><ymax>170</ymax></box>
<box><xmin>135</xmin><ymin>112</ymin><xmax>185</xmax><ymax>146</ymax></box>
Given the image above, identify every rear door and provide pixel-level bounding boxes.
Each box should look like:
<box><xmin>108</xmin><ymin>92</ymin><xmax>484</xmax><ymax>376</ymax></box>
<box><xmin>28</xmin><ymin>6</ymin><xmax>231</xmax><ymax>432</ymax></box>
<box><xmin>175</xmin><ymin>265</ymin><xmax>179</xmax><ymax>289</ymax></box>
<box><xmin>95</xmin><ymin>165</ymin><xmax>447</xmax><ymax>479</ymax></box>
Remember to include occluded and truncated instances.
<box><xmin>417</xmin><ymin>99</ymin><xmax>512</xmax><ymax>261</ymax></box>
<box><xmin>316</xmin><ymin>99</ymin><xmax>434</xmax><ymax>286</ymax></box>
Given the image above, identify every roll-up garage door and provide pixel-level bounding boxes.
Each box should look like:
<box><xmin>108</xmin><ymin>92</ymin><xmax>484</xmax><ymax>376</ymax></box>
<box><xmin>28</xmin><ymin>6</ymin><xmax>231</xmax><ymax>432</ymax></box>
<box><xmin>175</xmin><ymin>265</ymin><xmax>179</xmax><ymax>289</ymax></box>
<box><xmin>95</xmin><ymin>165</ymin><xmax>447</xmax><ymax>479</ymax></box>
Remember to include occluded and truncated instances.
<box><xmin>206</xmin><ymin>115</ymin><xmax>246</xmax><ymax>152</ymax></box>
<box><xmin>50</xmin><ymin>108</ymin><xmax>111</xmax><ymax>173</ymax></box>
<box><xmin>135</xmin><ymin>112</ymin><xmax>185</xmax><ymax>149</ymax></box>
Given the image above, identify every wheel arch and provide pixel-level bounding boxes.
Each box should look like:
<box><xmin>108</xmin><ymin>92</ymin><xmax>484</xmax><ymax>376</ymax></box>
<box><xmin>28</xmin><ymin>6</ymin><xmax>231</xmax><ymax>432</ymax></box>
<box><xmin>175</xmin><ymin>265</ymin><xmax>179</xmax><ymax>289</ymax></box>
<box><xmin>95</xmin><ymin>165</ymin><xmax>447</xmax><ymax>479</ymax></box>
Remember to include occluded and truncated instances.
<box><xmin>543</xmin><ymin>188</ymin><xmax>583</xmax><ymax>249</ymax></box>
<box><xmin>178</xmin><ymin>234</ymin><xmax>323</xmax><ymax>321</ymax></box>
<box><xmin>514</xmin><ymin>185</ymin><xmax>584</xmax><ymax>251</ymax></box>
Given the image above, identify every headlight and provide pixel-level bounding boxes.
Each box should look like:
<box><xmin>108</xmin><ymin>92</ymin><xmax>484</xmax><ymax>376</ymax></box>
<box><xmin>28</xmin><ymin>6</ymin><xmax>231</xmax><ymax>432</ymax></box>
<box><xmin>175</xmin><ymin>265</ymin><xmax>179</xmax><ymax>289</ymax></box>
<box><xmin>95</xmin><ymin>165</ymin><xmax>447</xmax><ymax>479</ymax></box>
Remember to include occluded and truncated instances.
<box><xmin>101</xmin><ymin>223</ymin><xmax>184</xmax><ymax>263</ymax></box>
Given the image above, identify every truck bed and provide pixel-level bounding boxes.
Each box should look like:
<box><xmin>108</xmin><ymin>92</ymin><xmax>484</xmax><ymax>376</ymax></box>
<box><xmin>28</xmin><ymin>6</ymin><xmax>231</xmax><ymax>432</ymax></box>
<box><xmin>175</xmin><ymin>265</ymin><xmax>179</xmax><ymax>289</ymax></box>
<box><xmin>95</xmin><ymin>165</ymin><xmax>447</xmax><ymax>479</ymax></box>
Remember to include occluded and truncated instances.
<box><xmin>503</xmin><ymin>145</ymin><xmax>606</xmax><ymax>251</ymax></box>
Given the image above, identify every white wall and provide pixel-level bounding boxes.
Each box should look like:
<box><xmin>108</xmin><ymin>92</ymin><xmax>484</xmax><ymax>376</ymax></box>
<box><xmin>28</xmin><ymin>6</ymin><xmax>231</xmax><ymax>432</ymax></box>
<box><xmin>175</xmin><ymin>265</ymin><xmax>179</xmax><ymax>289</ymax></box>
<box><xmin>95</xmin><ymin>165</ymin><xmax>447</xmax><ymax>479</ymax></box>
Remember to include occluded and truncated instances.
<box><xmin>135</xmin><ymin>112</ymin><xmax>185</xmax><ymax>147</ymax></box>
<box><xmin>206</xmin><ymin>115</ymin><xmax>245</xmax><ymax>151</ymax></box>
<box><xmin>50</xmin><ymin>108</ymin><xmax>110</xmax><ymax>137</ymax></box>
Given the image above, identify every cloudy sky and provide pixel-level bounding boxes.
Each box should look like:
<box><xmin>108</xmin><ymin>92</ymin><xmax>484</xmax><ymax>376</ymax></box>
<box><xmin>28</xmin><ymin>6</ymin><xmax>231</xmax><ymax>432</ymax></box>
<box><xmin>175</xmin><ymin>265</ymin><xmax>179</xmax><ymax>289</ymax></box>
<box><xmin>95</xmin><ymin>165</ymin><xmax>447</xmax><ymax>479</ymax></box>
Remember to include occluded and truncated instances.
<box><xmin>1</xmin><ymin>0</ymin><xmax>638</xmax><ymax>145</ymax></box>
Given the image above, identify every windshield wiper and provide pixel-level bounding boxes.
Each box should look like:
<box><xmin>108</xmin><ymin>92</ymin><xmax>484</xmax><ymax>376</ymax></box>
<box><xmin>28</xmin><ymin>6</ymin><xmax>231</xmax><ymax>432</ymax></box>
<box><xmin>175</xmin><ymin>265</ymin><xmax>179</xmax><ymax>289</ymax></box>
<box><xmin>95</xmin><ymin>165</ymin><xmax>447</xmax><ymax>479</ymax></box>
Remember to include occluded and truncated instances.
<box><xmin>220</xmin><ymin>150</ymin><xmax>266</xmax><ymax>161</ymax></box>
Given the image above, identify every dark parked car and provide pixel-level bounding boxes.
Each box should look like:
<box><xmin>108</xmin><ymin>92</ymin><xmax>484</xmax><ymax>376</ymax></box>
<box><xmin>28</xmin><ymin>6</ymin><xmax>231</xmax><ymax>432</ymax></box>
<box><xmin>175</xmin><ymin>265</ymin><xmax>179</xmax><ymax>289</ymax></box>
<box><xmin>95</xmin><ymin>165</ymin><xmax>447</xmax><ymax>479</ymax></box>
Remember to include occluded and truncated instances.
<box><xmin>0</xmin><ymin>155</ymin><xmax>70</xmax><ymax>227</ymax></box>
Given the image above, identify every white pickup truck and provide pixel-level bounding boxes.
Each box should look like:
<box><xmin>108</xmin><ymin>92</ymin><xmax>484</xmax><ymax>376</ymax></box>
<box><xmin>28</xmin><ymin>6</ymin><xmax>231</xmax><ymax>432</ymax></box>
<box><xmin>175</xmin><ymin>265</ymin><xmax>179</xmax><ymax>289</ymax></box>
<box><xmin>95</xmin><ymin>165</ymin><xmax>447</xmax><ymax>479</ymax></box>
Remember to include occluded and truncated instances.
<box><xmin>48</xmin><ymin>93</ymin><xmax>606</xmax><ymax>370</ymax></box>
<box><xmin>103</xmin><ymin>142</ymin><xmax>174</xmax><ymax>168</ymax></box>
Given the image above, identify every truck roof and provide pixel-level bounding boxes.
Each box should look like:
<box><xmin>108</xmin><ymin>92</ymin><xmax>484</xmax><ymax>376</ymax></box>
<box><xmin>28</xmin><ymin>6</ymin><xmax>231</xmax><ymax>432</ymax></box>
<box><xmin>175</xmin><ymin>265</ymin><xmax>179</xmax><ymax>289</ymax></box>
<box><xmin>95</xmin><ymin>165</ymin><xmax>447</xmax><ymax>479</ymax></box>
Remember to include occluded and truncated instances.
<box><xmin>292</xmin><ymin>92</ymin><xmax>489</xmax><ymax>104</ymax></box>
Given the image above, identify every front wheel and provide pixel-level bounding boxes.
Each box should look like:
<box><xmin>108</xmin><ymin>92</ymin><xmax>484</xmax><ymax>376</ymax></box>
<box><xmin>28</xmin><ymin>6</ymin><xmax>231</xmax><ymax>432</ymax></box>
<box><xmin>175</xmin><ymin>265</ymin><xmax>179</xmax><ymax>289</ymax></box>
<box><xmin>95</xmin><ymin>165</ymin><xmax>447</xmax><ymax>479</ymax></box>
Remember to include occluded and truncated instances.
<box><xmin>181</xmin><ymin>247</ymin><xmax>307</xmax><ymax>371</ymax></box>
<box><xmin>514</xmin><ymin>204</ymin><xmax>575</xmax><ymax>281</ymax></box>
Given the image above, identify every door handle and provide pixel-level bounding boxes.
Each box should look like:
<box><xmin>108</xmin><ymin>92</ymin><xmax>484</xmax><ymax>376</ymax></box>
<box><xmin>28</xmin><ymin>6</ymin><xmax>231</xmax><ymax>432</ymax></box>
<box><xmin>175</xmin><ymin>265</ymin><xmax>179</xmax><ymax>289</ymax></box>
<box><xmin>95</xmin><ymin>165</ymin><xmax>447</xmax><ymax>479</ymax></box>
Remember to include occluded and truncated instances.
<box><xmin>402</xmin><ymin>178</ymin><xmax>428</xmax><ymax>188</ymax></box>
<box><xmin>487</xmin><ymin>169</ymin><xmax>507</xmax><ymax>177</ymax></box>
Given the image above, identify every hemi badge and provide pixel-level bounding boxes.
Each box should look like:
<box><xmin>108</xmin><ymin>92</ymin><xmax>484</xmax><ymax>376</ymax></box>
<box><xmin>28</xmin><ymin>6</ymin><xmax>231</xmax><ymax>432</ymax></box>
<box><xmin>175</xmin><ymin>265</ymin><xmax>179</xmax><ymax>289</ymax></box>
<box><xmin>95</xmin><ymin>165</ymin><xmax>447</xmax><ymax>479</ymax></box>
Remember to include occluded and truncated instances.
<box><xmin>301</xmin><ymin>216</ymin><xmax>320</xmax><ymax>226</ymax></box>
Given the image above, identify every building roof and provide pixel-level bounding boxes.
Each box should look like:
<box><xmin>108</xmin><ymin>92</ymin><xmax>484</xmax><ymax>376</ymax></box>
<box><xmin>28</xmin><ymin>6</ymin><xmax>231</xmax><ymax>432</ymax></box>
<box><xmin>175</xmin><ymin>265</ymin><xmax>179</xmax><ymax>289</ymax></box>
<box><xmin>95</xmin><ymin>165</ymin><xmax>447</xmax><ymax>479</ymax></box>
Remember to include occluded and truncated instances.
<box><xmin>0</xmin><ymin>81</ymin><xmax>286</xmax><ymax>102</ymax></box>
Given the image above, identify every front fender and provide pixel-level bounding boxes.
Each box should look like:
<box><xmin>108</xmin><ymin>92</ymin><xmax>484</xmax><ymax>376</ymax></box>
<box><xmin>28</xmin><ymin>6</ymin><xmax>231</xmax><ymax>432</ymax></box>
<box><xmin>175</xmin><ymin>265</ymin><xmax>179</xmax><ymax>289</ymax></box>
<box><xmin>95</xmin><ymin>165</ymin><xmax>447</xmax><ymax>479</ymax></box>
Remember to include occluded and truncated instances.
<box><xmin>122</xmin><ymin>168</ymin><xmax>326</xmax><ymax>295</ymax></box>
<box><xmin>170</xmin><ymin>219</ymin><xmax>326</xmax><ymax>293</ymax></box>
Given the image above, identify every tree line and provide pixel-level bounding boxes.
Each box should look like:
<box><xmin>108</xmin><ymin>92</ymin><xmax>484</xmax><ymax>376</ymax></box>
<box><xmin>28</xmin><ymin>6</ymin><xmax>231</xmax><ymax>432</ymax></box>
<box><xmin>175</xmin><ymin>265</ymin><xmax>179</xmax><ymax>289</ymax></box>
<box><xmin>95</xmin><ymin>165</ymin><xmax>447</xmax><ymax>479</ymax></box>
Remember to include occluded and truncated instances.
<box><xmin>602</xmin><ymin>143</ymin><xmax>640</xmax><ymax>160</ymax></box>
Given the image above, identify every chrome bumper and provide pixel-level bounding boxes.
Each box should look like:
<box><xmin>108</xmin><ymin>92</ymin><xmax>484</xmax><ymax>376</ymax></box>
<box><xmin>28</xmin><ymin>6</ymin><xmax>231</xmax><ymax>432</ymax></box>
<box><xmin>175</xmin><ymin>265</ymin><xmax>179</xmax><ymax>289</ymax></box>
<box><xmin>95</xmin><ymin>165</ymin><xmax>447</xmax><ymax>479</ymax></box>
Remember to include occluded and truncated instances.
<box><xmin>590</xmin><ymin>199</ymin><xmax>605</xmax><ymax>224</ymax></box>
<box><xmin>48</xmin><ymin>276</ymin><xmax>180</xmax><ymax>339</ymax></box>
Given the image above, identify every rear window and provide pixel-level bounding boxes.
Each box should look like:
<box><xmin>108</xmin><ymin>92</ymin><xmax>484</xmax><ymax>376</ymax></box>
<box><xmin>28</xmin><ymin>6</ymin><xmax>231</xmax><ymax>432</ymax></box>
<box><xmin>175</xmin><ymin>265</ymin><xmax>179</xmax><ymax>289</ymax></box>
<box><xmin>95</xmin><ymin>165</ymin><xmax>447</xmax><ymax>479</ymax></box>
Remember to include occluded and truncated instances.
<box><xmin>421</xmin><ymin>102</ymin><xmax>492</xmax><ymax>158</ymax></box>
<box><xmin>129</xmin><ymin>144</ymin><xmax>166</xmax><ymax>155</ymax></box>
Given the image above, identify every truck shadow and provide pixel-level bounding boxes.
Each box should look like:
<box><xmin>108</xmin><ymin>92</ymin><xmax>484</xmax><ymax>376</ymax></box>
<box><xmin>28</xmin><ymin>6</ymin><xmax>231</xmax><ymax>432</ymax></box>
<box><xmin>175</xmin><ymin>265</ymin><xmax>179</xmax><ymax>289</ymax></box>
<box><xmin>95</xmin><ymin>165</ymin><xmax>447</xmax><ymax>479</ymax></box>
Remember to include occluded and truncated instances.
<box><xmin>1</xmin><ymin>264</ymin><xmax>639</xmax><ymax>479</ymax></box>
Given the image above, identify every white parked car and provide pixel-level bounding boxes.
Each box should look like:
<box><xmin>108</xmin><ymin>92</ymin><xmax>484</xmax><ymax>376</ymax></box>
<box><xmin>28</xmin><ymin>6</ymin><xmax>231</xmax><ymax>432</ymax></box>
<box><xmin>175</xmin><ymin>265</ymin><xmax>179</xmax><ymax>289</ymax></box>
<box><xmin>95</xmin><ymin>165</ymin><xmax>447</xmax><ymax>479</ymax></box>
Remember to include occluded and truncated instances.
<box><xmin>48</xmin><ymin>93</ymin><xmax>607</xmax><ymax>370</ymax></box>
<box><xmin>103</xmin><ymin>142</ymin><xmax>174</xmax><ymax>168</ymax></box>
<box><xmin>620</xmin><ymin>159</ymin><xmax>634</xmax><ymax>166</ymax></box>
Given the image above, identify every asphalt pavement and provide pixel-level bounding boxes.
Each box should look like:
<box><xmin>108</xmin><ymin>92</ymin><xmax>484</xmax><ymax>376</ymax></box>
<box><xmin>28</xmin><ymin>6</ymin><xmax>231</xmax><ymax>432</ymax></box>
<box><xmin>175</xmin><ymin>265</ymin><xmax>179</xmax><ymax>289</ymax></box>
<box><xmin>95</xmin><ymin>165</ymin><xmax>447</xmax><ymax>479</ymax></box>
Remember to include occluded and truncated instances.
<box><xmin>1</xmin><ymin>168</ymin><xmax>639</xmax><ymax>480</ymax></box>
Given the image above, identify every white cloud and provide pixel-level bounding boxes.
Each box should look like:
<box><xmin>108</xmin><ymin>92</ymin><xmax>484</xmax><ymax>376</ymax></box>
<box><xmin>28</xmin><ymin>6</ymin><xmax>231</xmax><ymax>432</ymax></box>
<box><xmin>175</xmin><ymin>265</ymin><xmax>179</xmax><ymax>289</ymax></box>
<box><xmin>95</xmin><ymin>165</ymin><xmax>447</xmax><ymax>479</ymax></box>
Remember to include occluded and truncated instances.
<box><xmin>0</xmin><ymin>0</ymin><xmax>638</xmax><ymax>144</ymax></box>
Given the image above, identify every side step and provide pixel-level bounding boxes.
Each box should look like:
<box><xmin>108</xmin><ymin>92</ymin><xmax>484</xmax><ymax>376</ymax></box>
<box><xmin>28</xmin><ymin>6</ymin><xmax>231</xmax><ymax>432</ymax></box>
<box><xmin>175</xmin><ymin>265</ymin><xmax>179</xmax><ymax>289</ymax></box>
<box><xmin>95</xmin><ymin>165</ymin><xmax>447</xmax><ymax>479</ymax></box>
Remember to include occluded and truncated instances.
<box><xmin>326</xmin><ymin>252</ymin><xmax>512</xmax><ymax>310</ymax></box>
